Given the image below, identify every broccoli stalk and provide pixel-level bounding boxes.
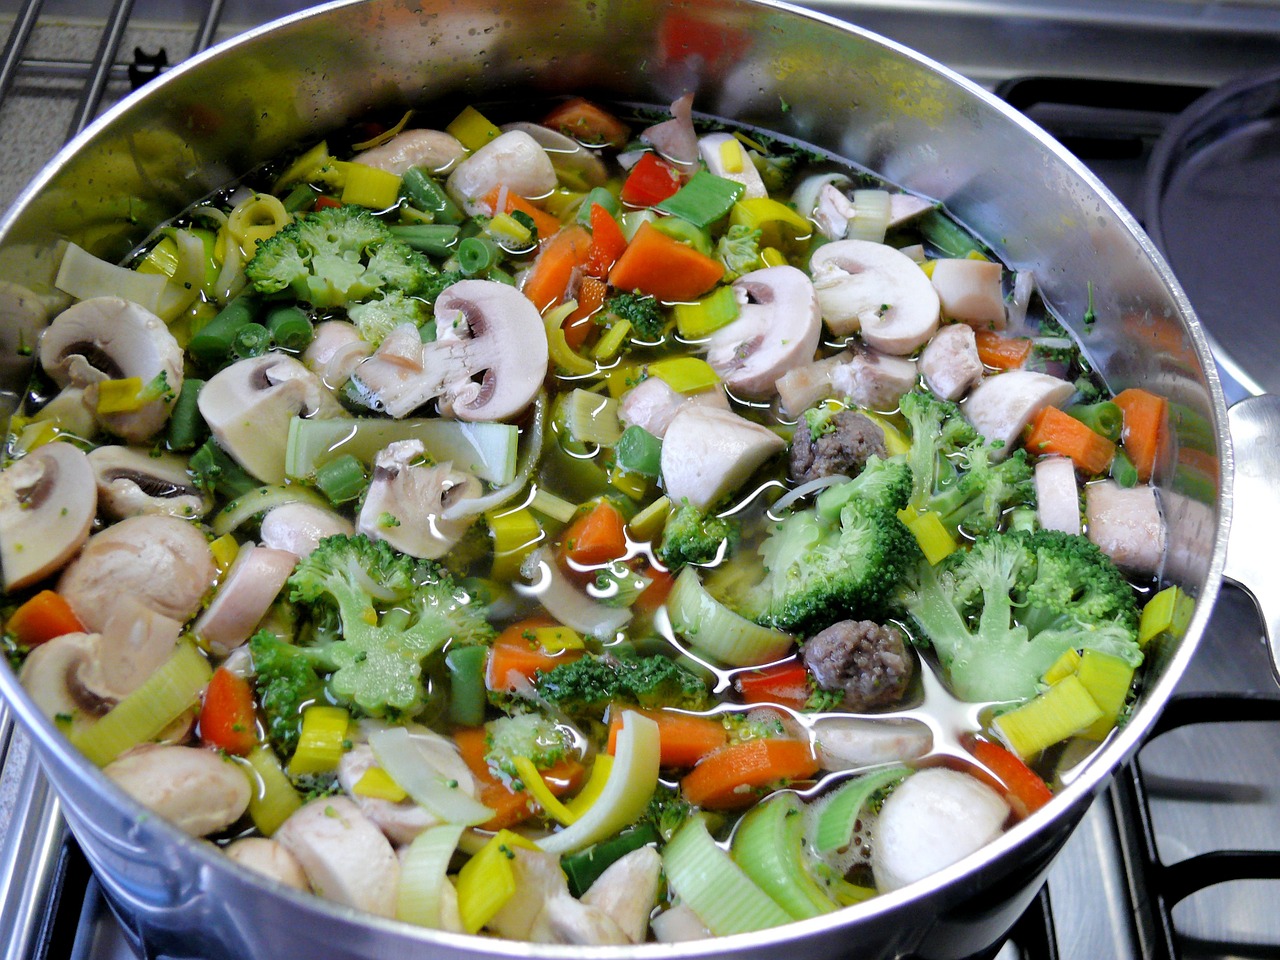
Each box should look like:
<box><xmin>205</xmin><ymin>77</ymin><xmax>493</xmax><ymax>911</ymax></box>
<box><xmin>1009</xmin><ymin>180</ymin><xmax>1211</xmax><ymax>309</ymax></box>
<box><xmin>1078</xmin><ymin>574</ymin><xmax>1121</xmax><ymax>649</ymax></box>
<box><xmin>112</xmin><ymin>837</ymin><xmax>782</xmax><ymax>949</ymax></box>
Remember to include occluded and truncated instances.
<box><xmin>286</xmin><ymin>534</ymin><xmax>494</xmax><ymax>718</ymax></box>
<box><xmin>737</xmin><ymin>456</ymin><xmax>921</xmax><ymax>632</ymax></box>
<box><xmin>657</xmin><ymin>500</ymin><xmax>740</xmax><ymax>571</ymax></box>
<box><xmin>900</xmin><ymin>529</ymin><xmax>1141</xmax><ymax>703</ymax></box>
<box><xmin>533</xmin><ymin>654</ymin><xmax>712</xmax><ymax>715</ymax></box>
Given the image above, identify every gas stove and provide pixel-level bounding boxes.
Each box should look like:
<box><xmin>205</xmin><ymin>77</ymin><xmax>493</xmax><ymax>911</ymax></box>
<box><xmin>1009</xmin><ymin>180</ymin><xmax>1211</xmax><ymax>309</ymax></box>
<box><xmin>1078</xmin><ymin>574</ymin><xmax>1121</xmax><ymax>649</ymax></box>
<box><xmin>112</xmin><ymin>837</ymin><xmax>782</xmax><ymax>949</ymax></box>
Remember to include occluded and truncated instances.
<box><xmin>1</xmin><ymin>3</ymin><xmax>1278</xmax><ymax>958</ymax></box>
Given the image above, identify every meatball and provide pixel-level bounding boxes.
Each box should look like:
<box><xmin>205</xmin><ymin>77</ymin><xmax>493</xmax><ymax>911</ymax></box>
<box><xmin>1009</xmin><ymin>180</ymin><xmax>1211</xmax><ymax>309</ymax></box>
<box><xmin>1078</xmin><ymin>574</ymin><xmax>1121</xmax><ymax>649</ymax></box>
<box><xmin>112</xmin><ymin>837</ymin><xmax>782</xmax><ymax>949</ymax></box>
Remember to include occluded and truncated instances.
<box><xmin>789</xmin><ymin>409</ymin><xmax>887</xmax><ymax>485</ymax></box>
<box><xmin>802</xmin><ymin>619</ymin><xmax>914</xmax><ymax>711</ymax></box>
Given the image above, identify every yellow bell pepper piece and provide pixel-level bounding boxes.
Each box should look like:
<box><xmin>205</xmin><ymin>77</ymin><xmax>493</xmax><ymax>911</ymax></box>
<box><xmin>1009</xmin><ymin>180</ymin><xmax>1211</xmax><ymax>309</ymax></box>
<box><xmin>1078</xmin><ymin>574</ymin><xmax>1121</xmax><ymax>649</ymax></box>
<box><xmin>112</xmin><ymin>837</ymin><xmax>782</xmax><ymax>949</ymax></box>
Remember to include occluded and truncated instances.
<box><xmin>627</xmin><ymin>495</ymin><xmax>672</xmax><ymax>542</ymax></box>
<box><xmin>719</xmin><ymin>138</ymin><xmax>744</xmax><ymax>173</ymax></box>
<box><xmin>511</xmin><ymin>755</ymin><xmax>577</xmax><ymax>826</ymax></box>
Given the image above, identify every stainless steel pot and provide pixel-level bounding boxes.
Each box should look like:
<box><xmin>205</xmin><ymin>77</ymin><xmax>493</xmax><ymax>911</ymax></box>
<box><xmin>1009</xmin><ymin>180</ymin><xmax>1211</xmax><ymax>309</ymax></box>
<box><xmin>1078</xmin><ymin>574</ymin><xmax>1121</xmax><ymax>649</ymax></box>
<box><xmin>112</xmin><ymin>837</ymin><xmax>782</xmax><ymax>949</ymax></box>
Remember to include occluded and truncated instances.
<box><xmin>0</xmin><ymin>0</ymin><xmax>1263</xmax><ymax>957</ymax></box>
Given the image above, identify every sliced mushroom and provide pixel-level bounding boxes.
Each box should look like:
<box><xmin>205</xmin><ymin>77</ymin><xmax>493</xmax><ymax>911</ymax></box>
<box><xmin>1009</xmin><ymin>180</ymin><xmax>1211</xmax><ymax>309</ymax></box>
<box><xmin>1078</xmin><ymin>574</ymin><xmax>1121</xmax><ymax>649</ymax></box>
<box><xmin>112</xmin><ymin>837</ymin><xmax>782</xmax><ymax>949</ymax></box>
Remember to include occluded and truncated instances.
<box><xmin>104</xmin><ymin>744</ymin><xmax>251</xmax><ymax>838</ymax></box>
<box><xmin>640</xmin><ymin>93</ymin><xmax>699</xmax><ymax>168</ymax></box>
<box><xmin>698</xmin><ymin>133</ymin><xmax>766</xmax><ymax>198</ymax></box>
<box><xmin>276</xmin><ymin>796</ymin><xmax>401</xmax><ymax>917</ymax></box>
<box><xmin>259</xmin><ymin>502</ymin><xmax>353</xmax><ymax>558</ymax></box>
<box><xmin>811</xmin><ymin>716</ymin><xmax>932</xmax><ymax>770</ymax></box>
<box><xmin>704</xmin><ymin>266</ymin><xmax>822</xmax><ymax>400</ymax></box>
<box><xmin>809</xmin><ymin>239</ymin><xmax>940</xmax><ymax>354</ymax></box>
<box><xmin>75</xmin><ymin>596</ymin><xmax>182</xmax><ymax>705</ymax></box>
<box><xmin>446</xmin><ymin>130</ymin><xmax>557</xmax><ymax>215</ymax></box>
<box><xmin>920</xmin><ymin>323</ymin><xmax>984</xmax><ymax>402</ymax></box>
<box><xmin>1035</xmin><ymin>456</ymin><xmax>1081</xmax><ymax>535</ymax></box>
<box><xmin>19</xmin><ymin>631</ymin><xmax>102</xmax><ymax>727</ymax></box>
<box><xmin>1085</xmin><ymin>480</ymin><xmax>1166</xmax><ymax>576</ymax></box>
<box><xmin>0</xmin><ymin>441</ymin><xmax>96</xmax><ymax>591</ymax></box>
<box><xmin>355</xmin><ymin>128</ymin><xmax>466</xmax><ymax>175</ymax></box>
<box><xmin>193</xmin><ymin>545</ymin><xmax>297</xmax><ymax>656</ymax></box>
<box><xmin>356</xmin><ymin>442</ymin><xmax>481</xmax><ymax>559</ymax></box>
<box><xmin>58</xmin><ymin>515</ymin><xmax>216</xmax><ymax>632</ymax></box>
<box><xmin>619</xmin><ymin>377</ymin><xmax>728</xmax><ymax>440</ymax></box>
<box><xmin>581</xmin><ymin>846</ymin><xmax>662</xmax><ymax>943</ymax></box>
<box><xmin>350</xmin><ymin>280</ymin><xmax>548</xmax><ymax>422</ymax></box>
<box><xmin>224</xmin><ymin>837</ymin><xmax>310</xmax><ymax>891</ymax></box>
<box><xmin>660</xmin><ymin>405</ymin><xmax>786</xmax><ymax>512</ymax></box>
<box><xmin>38</xmin><ymin>296</ymin><xmax>183</xmax><ymax>442</ymax></box>
<box><xmin>88</xmin><ymin>445</ymin><xmax>211</xmax><ymax>520</ymax></box>
<box><xmin>336</xmin><ymin>742</ymin><xmax>439</xmax><ymax>845</ymax></box>
<box><xmin>198</xmin><ymin>353</ymin><xmax>348</xmax><ymax>485</ymax></box>
<box><xmin>963</xmin><ymin>370</ymin><xmax>1074</xmax><ymax>459</ymax></box>
<box><xmin>930</xmin><ymin>258</ymin><xmax>1006</xmax><ymax>328</ymax></box>
<box><xmin>828</xmin><ymin>349</ymin><xmax>919</xmax><ymax>411</ymax></box>
<box><xmin>303</xmin><ymin>320</ymin><xmax>371</xmax><ymax>391</ymax></box>
<box><xmin>502</xmin><ymin>121</ymin><xmax>608</xmax><ymax>188</ymax></box>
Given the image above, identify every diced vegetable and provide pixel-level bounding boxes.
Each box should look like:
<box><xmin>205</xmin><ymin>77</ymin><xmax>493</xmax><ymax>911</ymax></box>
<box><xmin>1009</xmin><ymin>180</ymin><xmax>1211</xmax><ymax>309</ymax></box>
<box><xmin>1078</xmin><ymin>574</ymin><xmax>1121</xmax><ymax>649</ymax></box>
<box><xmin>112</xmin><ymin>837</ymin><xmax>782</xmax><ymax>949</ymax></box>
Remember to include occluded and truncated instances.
<box><xmin>620</xmin><ymin>152</ymin><xmax>684</xmax><ymax>207</ymax></box>
<box><xmin>561</xmin><ymin>500</ymin><xmax>628</xmax><ymax>566</ymax></box>
<box><xmin>606</xmin><ymin>707</ymin><xmax>727</xmax><ymax>767</ymax></box>
<box><xmin>608</xmin><ymin>222</ymin><xmax>725</xmax><ymax>302</ymax></box>
<box><xmin>1113</xmin><ymin>387</ymin><xmax>1168</xmax><ymax>483</ymax></box>
<box><xmin>681</xmin><ymin>737</ymin><xmax>818</xmax><ymax>809</ymax></box>
<box><xmin>199</xmin><ymin>667</ymin><xmax>257</xmax><ymax>756</ymax></box>
<box><xmin>287</xmin><ymin>705</ymin><xmax>350</xmax><ymax>776</ymax></box>
<box><xmin>673</xmin><ymin>284</ymin><xmax>740</xmax><ymax>339</ymax></box>
<box><xmin>1024</xmin><ymin>405</ymin><xmax>1116</xmax><ymax>476</ymax></box>
<box><xmin>6</xmin><ymin>590</ymin><xmax>84</xmax><ymax>647</ymax></box>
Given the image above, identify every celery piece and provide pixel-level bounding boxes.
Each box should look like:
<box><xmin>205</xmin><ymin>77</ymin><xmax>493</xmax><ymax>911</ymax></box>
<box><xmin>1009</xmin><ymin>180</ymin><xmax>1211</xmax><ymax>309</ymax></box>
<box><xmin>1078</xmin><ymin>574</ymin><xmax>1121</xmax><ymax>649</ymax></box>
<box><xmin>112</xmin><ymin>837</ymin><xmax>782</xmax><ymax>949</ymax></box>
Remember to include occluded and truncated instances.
<box><xmin>615</xmin><ymin>425</ymin><xmax>662</xmax><ymax>478</ymax></box>
<box><xmin>812</xmin><ymin>766</ymin><xmax>909</xmax><ymax>854</ymax></box>
<box><xmin>674</xmin><ymin>285</ymin><xmax>740</xmax><ymax>340</ymax></box>
<box><xmin>1076</xmin><ymin>649</ymin><xmax>1136</xmax><ymax>740</ymax></box>
<box><xmin>591</xmin><ymin>317</ymin><xmax>632</xmax><ymax>362</ymax></box>
<box><xmin>398</xmin><ymin>823</ymin><xmax>465</xmax><ymax>928</ymax></box>
<box><xmin>657</xmin><ymin>171</ymin><xmax>745</xmax><ymax>229</ymax></box>
<box><xmin>847</xmin><ymin>189</ymin><xmax>891</xmax><ymax>244</ymax></box>
<box><xmin>610</xmin><ymin>464</ymin><xmax>650</xmax><ymax>501</ymax></box>
<box><xmin>993</xmin><ymin>674</ymin><xmax>1103</xmax><ymax>759</ymax></box>
<box><xmin>445</xmin><ymin>644</ymin><xmax>488</xmax><ymax>727</ymax></box>
<box><xmin>918</xmin><ymin>209</ymin><xmax>984</xmax><ymax>259</ymax></box>
<box><xmin>561</xmin><ymin>821</ymin><xmax>661</xmax><ymax>897</ymax></box>
<box><xmin>667</xmin><ymin>566</ymin><xmax>795</xmax><ymax>667</ymax></box>
<box><xmin>647</xmin><ymin>356</ymin><xmax>720</xmax><ymax>394</ymax></box>
<box><xmin>72</xmin><ymin>642</ymin><xmax>212</xmax><ymax>767</ymax></box>
<box><xmin>564</xmin><ymin>388</ymin><xmax>624</xmax><ymax>446</ymax></box>
<box><xmin>313</xmin><ymin>454</ymin><xmax>368</xmax><ymax>505</ymax></box>
<box><xmin>536</xmin><ymin>710</ymin><xmax>661</xmax><ymax>855</ymax></box>
<box><xmin>211</xmin><ymin>484</ymin><xmax>330</xmax><ymax>538</ymax></box>
<box><xmin>369</xmin><ymin>727</ymin><xmax>495</xmax><ymax>826</ymax></box>
<box><xmin>627</xmin><ymin>495</ymin><xmax>672</xmax><ymax>542</ymax></box>
<box><xmin>285</xmin><ymin>415</ymin><xmax>518</xmax><ymax>485</ymax></box>
<box><xmin>529</xmin><ymin>487</ymin><xmax>578</xmax><ymax>524</ymax></box>
<box><xmin>662</xmin><ymin>816</ymin><xmax>792</xmax><ymax>935</ymax></box>
<box><xmin>732</xmin><ymin>792</ymin><xmax>839</xmax><ymax>920</ymax></box>
<box><xmin>244</xmin><ymin>745</ymin><xmax>302</xmax><ymax>836</ymax></box>
<box><xmin>447</xmin><ymin>105</ymin><xmax>501</xmax><ymax>151</ymax></box>
<box><xmin>287</xmin><ymin>705</ymin><xmax>350</xmax><ymax>777</ymax></box>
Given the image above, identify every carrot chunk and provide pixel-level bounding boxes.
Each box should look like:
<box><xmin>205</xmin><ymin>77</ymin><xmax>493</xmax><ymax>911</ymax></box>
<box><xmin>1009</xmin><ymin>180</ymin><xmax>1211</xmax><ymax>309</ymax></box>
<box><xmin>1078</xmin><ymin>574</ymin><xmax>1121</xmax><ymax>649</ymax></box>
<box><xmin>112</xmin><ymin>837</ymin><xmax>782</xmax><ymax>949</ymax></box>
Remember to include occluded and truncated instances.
<box><xmin>1113</xmin><ymin>387</ymin><xmax>1168</xmax><ymax>483</ymax></box>
<box><xmin>1024</xmin><ymin>405</ymin><xmax>1116</xmax><ymax>476</ymax></box>
<box><xmin>681</xmin><ymin>738</ymin><xmax>818</xmax><ymax>810</ymax></box>
<box><xmin>607</xmin><ymin>222</ymin><xmax>724</xmax><ymax>302</ymax></box>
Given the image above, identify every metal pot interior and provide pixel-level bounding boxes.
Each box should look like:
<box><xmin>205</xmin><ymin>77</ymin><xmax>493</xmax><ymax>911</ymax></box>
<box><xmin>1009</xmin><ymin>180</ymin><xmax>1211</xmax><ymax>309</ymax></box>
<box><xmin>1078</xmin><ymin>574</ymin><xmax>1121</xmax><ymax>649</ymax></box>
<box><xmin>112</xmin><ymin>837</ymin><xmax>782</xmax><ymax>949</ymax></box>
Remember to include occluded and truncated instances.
<box><xmin>0</xmin><ymin>0</ymin><xmax>1231</xmax><ymax>956</ymax></box>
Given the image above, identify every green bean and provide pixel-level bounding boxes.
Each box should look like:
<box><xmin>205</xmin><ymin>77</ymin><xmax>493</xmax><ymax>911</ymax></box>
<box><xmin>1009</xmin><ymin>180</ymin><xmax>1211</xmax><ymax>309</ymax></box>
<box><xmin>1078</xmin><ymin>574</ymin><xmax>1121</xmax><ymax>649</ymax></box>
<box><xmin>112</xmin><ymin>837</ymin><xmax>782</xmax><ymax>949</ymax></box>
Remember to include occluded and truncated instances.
<box><xmin>1067</xmin><ymin>401</ymin><xmax>1123</xmax><ymax>442</ymax></box>
<box><xmin>400</xmin><ymin>167</ymin><xmax>464</xmax><ymax>224</ymax></box>
<box><xmin>1110</xmin><ymin>448</ymin><xmax>1139</xmax><ymax>488</ymax></box>
<box><xmin>457</xmin><ymin>236</ymin><xmax>501</xmax><ymax>276</ymax></box>
<box><xmin>165</xmin><ymin>378</ymin><xmax>206</xmax><ymax>452</ymax></box>
<box><xmin>282</xmin><ymin>183</ymin><xmax>320</xmax><ymax>213</ymax></box>
<box><xmin>265</xmin><ymin>305</ymin><xmax>314</xmax><ymax>352</ymax></box>
<box><xmin>561</xmin><ymin>823</ymin><xmax>661</xmax><ymax>898</ymax></box>
<box><xmin>313</xmin><ymin>454</ymin><xmax>367</xmax><ymax>505</ymax></box>
<box><xmin>445</xmin><ymin>645</ymin><xmax>488</xmax><ymax>727</ymax></box>
<box><xmin>389</xmin><ymin>223</ymin><xmax>461</xmax><ymax>257</ymax></box>
<box><xmin>231</xmin><ymin>322</ymin><xmax>272</xmax><ymax>359</ymax></box>
<box><xmin>187</xmin><ymin>293</ymin><xmax>259</xmax><ymax>367</ymax></box>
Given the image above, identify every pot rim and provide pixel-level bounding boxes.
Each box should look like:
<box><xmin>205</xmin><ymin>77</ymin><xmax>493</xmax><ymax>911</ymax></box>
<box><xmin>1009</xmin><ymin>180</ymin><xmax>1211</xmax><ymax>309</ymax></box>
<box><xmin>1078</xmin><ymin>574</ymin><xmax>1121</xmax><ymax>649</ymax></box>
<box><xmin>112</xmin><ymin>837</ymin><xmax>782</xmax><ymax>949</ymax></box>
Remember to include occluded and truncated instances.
<box><xmin>0</xmin><ymin>0</ymin><xmax>1234</xmax><ymax>952</ymax></box>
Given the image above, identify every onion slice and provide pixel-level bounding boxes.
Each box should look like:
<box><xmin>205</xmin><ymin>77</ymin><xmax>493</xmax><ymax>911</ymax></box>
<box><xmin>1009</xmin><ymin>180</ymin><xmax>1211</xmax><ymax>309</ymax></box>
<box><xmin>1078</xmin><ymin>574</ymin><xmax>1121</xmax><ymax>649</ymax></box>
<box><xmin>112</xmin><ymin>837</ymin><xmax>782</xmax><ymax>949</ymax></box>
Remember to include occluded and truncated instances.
<box><xmin>517</xmin><ymin>548</ymin><xmax>631</xmax><ymax>639</ymax></box>
<box><xmin>368</xmin><ymin>727</ymin><xmax>494</xmax><ymax>826</ymax></box>
<box><xmin>397</xmin><ymin>823</ymin><xmax>465</xmax><ymax>928</ymax></box>
<box><xmin>769</xmin><ymin>474</ymin><xmax>850</xmax><ymax>519</ymax></box>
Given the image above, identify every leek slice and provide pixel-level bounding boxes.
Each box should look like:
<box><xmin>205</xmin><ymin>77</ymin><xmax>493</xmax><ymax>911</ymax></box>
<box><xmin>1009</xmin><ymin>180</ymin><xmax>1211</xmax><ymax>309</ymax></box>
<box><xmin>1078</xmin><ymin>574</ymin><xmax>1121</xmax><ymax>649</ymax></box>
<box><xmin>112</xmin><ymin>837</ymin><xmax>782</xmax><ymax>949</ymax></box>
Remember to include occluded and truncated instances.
<box><xmin>564</xmin><ymin>388</ymin><xmax>623</xmax><ymax>446</ymax></box>
<box><xmin>397</xmin><ymin>823</ymin><xmax>465</xmax><ymax>928</ymax></box>
<box><xmin>731</xmin><ymin>792</ymin><xmax>839</xmax><ymax>920</ymax></box>
<box><xmin>812</xmin><ymin>765</ymin><xmax>909</xmax><ymax>854</ymax></box>
<box><xmin>536</xmin><ymin>710</ymin><xmax>660</xmax><ymax>854</ymax></box>
<box><xmin>662</xmin><ymin>816</ymin><xmax>792</xmax><ymax>935</ymax></box>
<box><xmin>1075</xmin><ymin>649</ymin><xmax>1136</xmax><ymax>741</ymax></box>
<box><xmin>244</xmin><ymin>745</ymin><xmax>303</xmax><ymax>836</ymax></box>
<box><xmin>993</xmin><ymin>674</ymin><xmax>1103</xmax><ymax>759</ymax></box>
<box><xmin>72</xmin><ymin>641</ymin><xmax>211</xmax><ymax>767</ymax></box>
<box><xmin>55</xmin><ymin>241</ymin><xmax>167</xmax><ymax>314</ymax></box>
<box><xmin>846</xmin><ymin>189</ymin><xmax>890</xmax><ymax>244</ymax></box>
<box><xmin>211</xmin><ymin>484</ymin><xmax>330</xmax><ymax>537</ymax></box>
<box><xmin>368</xmin><ymin>726</ymin><xmax>495</xmax><ymax>826</ymax></box>
<box><xmin>285</xmin><ymin>416</ymin><xmax>519</xmax><ymax>486</ymax></box>
<box><xmin>667</xmin><ymin>566</ymin><xmax>795</xmax><ymax>667</ymax></box>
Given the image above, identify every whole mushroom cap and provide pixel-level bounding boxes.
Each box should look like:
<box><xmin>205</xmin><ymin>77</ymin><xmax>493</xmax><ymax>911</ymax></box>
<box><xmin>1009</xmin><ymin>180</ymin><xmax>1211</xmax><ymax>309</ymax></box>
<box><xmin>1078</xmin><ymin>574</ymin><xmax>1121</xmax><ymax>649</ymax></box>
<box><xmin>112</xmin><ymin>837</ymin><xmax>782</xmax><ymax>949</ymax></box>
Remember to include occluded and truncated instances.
<box><xmin>58</xmin><ymin>514</ymin><xmax>216</xmax><ymax>632</ymax></box>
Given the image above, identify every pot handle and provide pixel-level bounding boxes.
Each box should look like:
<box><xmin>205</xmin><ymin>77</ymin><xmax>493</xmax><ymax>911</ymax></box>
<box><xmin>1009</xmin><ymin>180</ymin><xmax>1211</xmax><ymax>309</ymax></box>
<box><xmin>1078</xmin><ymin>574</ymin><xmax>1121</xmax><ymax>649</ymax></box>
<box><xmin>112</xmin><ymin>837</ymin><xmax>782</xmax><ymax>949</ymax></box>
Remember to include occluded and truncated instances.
<box><xmin>1223</xmin><ymin>394</ymin><xmax>1280</xmax><ymax>684</ymax></box>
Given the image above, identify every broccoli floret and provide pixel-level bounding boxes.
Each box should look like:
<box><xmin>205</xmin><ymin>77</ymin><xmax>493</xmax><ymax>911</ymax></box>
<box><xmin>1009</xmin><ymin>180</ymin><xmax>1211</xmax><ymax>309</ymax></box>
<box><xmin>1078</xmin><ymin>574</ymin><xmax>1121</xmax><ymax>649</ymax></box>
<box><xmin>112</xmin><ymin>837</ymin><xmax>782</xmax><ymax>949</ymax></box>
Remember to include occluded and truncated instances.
<box><xmin>287</xmin><ymin>534</ymin><xmax>494</xmax><ymax>718</ymax></box>
<box><xmin>740</xmin><ymin>456</ymin><xmax>921</xmax><ymax>632</ymax></box>
<box><xmin>657</xmin><ymin>500</ymin><xmax>740</xmax><ymax>570</ymax></box>
<box><xmin>245</xmin><ymin>205</ymin><xmax>436</xmax><ymax>310</ymax></box>
<box><xmin>347</xmin><ymin>290</ymin><xmax>427</xmax><ymax>346</ymax></box>
<box><xmin>247</xmin><ymin>631</ymin><xmax>326</xmax><ymax>755</ymax></box>
<box><xmin>591</xmin><ymin>561</ymin><xmax>653</xmax><ymax>608</ymax></box>
<box><xmin>643</xmin><ymin>784</ymin><xmax>695</xmax><ymax>841</ymax></box>
<box><xmin>484</xmin><ymin>713</ymin><xmax>573</xmax><ymax>780</ymax></box>
<box><xmin>715</xmin><ymin>223</ymin><xmax>764</xmax><ymax>280</ymax></box>
<box><xmin>900</xmin><ymin>389</ymin><xmax>1033</xmax><ymax>537</ymax></box>
<box><xmin>899</xmin><ymin>529</ymin><xmax>1141</xmax><ymax>703</ymax></box>
<box><xmin>604</xmin><ymin>292</ymin><xmax>666</xmax><ymax>340</ymax></box>
<box><xmin>534</xmin><ymin>654</ymin><xmax>712</xmax><ymax>714</ymax></box>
